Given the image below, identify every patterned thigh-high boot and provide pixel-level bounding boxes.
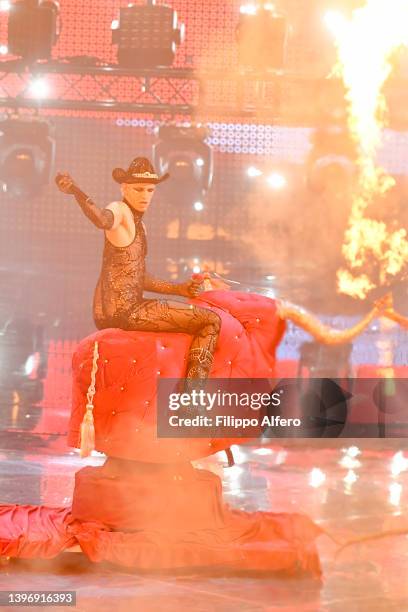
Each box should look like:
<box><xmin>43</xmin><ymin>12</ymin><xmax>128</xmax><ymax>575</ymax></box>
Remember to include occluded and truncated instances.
<box><xmin>184</xmin><ymin>312</ymin><xmax>221</xmax><ymax>394</ymax></box>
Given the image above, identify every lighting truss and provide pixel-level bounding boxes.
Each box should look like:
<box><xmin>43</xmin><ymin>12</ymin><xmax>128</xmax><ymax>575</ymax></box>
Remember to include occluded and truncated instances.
<box><xmin>0</xmin><ymin>61</ymin><xmax>407</xmax><ymax>127</ymax></box>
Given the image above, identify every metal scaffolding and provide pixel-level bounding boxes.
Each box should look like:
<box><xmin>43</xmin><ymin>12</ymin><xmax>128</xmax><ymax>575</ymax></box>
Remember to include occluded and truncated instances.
<box><xmin>0</xmin><ymin>60</ymin><xmax>407</xmax><ymax>127</ymax></box>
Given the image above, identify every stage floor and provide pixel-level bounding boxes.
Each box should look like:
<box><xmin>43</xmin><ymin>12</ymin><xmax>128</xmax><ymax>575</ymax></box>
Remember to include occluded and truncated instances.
<box><xmin>1</xmin><ymin>434</ymin><xmax>408</xmax><ymax>611</ymax></box>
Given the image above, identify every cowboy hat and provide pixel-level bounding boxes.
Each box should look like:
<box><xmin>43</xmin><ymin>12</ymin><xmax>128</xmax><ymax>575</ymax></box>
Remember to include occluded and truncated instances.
<box><xmin>112</xmin><ymin>157</ymin><xmax>169</xmax><ymax>185</ymax></box>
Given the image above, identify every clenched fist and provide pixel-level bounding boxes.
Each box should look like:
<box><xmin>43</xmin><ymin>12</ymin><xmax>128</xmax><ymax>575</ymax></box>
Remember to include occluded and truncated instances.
<box><xmin>55</xmin><ymin>172</ymin><xmax>76</xmax><ymax>194</ymax></box>
<box><xmin>177</xmin><ymin>277</ymin><xmax>203</xmax><ymax>298</ymax></box>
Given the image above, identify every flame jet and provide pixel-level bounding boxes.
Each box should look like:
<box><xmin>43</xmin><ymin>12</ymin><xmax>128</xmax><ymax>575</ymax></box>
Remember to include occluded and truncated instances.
<box><xmin>330</xmin><ymin>0</ymin><xmax>408</xmax><ymax>298</ymax></box>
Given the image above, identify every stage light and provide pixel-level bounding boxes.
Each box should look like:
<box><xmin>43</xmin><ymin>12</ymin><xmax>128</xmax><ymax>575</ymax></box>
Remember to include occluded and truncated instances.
<box><xmin>0</xmin><ymin>117</ymin><xmax>55</xmax><ymax>198</ymax></box>
<box><xmin>0</xmin><ymin>316</ymin><xmax>46</xmax><ymax>404</ymax></box>
<box><xmin>343</xmin><ymin>445</ymin><xmax>361</xmax><ymax>457</ymax></box>
<box><xmin>28</xmin><ymin>77</ymin><xmax>49</xmax><ymax>98</ymax></box>
<box><xmin>389</xmin><ymin>482</ymin><xmax>402</xmax><ymax>507</ymax></box>
<box><xmin>240</xmin><ymin>4</ymin><xmax>257</xmax><ymax>15</ymax></box>
<box><xmin>7</xmin><ymin>0</ymin><xmax>60</xmax><ymax>62</ymax></box>
<box><xmin>308</xmin><ymin>154</ymin><xmax>355</xmax><ymax>194</ymax></box>
<box><xmin>252</xmin><ymin>447</ymin><xmax>273</xmax><ymax>456</ymax></box>
<box><xmin>236</xmin><ymin>4</ymin><xmax>287</xmax><ymax>71</ymax></box>
<box><xmin>343</xmin><ymin>470</ymin><xmax>358</xmax><ymax>486</ymax></box>
<box><xmin>309</xmin><ymin>468</ymin><xmax>326</xmax><ymax>488</ymax></box>
<box><xmin>193</xmin><ymin>201</ymin><xmax>204</xmax><ymax>211</ymax></box>
<box><xmin>391</xmin><ymin>451</ymin><xmax>408</xmax><ymax>476</ymax></box>
<box><xmin>153</xmin><ymin>124</ymin><xmax>214</xmax><ymax>203</ymax></box>
<box><xmin>266</xmin><ymin>172</ymin><xmax>287</xmax><ymax>189</ymax></box>
<box><xmin>24</xmin><ymin>353</ymin><xmax>39</xmax><ymax>376</ymax></box>
<box><xmin>192</xmin><ymin>265</ymin><xmax>201</xmax><ymax>274</ymax></box>
<box><xmin>0</xmin><ymin>1</ymin><xmax>10</xmax><ymax>11</ymax></box>
<box><xmin>112</xmin><ymin>1</ymin><xmax>184</xmax><ymax>68</ymax></box>
<box><xmin>0</xmin><ymin>44</ymin><xmax>8</xmax><ymax>55</ymax></box>
<box><xmin>307</xmin><ymin>125</ymin><xmax>357</xmax><ymax>193</ymax></box>
<box><xmin>323</xmin><ymin>9</ymin><xmax>347</xmax><ymax>36</ymax></box>
<box><xmin>247</xmin><ymin>166</ymin><xmax>263</xmax><ymax>177</ymax></box>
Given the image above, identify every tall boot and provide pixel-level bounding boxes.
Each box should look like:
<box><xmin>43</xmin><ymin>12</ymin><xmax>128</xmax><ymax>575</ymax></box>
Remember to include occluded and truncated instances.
<box><xmin>179</xmin><ymin>347</ymin><xmax>214</xmax><ymax>411</ymax></box>
<box><xmin>185</xmin><ymin>347</ymin><xmax>214</xmax><ymax>383</ymax></box>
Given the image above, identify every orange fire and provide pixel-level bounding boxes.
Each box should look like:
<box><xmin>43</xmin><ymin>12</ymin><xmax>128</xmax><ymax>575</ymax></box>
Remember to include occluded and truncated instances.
<box><xmin>329</xmin><ymin>0</ymin><xmax>408</xmax><ymax>298</ymax></box>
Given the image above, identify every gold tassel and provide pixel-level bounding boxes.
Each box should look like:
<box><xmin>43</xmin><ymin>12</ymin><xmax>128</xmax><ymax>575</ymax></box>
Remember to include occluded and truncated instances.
<box><xmin>80</xmin><ymin>404</ymin><xmax>96</xmax><ymax>458</ymax></box>
<box><xmin>80</xmin><ymin>341</ymin><xmax>99</xmax><ymax>458</ymax></box>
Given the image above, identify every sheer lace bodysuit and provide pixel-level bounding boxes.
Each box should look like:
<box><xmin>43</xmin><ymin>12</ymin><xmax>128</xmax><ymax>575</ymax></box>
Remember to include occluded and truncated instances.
<box><xmin>73</xmin><ymin>192</ymin><xmax>221</xmax><ymax>381</ymax></box>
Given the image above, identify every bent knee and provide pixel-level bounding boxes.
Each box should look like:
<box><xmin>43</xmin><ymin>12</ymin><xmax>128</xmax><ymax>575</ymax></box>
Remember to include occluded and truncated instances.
<box><xmin>207</xmin><ymin>310</ymin><xmax>222</xmax><ymax>332</ymax></box>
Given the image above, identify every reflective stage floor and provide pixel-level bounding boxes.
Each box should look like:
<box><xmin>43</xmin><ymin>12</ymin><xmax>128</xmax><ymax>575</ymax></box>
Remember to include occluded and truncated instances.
<box><xmin>1</xmin><ymin>434</ymin><xmax>408</xmax><ymax>612</ymax></box>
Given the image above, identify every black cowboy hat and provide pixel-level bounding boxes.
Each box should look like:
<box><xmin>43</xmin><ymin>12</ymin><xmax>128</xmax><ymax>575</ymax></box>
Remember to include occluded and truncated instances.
<box><xmin>112</xmin><ymin>157</ymin><xmax>169</xmax><ymax>185</ymax></box>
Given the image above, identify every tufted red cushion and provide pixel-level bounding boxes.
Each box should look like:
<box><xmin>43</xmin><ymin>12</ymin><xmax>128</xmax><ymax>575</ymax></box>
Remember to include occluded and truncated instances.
<box><xmin>68</xmin><ymin>290</ymin><xmax>285</xmax><ymax>463</ymax></box>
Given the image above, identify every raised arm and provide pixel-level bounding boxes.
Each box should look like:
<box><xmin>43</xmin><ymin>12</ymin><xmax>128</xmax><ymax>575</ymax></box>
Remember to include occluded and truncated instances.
<box><xmin>277</xmin><ymin>300</ymin><xmax>379</xmax><ymax>345</ymax></box>
<box><xmin>55</xmin><ymin>172</ymin><xmax>122</xmax><ymax>230</ymax></box>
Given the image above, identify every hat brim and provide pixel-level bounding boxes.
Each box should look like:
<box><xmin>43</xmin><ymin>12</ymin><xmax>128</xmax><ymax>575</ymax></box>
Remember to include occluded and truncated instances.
<box><xmin>112</xmin><ymin>168</ymin><xmax>170</xmax><ymax>185</ymax></box>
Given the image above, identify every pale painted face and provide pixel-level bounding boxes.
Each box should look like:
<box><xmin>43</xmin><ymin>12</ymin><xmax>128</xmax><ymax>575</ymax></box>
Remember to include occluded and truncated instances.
<box><xmin>121</xmin><ymin>182</ymin><xmax>156</xmax><ymax>212</ymax></box>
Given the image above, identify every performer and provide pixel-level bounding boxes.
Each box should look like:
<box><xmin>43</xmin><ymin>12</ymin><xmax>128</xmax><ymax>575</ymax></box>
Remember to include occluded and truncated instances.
<box><xmin>56</xmin><ymin>157</ymin><xmax>221</xmax><ymax>387</ymax></box>
<box><xmin>56</xmin><ymin>156</ymin><xmax>381</xmax><ymax>381</ymax></box>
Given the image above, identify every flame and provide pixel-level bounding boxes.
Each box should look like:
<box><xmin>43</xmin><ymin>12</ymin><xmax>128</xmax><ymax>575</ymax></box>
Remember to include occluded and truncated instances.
<box><xmin>330</xmin><ymin>0</ymin><xmax>408</xmax><ymax>298</ymax></box>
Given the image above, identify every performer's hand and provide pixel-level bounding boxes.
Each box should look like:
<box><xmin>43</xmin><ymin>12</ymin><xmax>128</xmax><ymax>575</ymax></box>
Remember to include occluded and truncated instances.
<box><xmin>55</xmin><ymin>172</ymin><xmax>76</xmax><ymax>194</ymax></box>
<box><xmin>178</xmin><ymin>278</ymin><xmax>202</xmax><ymax>298</ymax></box>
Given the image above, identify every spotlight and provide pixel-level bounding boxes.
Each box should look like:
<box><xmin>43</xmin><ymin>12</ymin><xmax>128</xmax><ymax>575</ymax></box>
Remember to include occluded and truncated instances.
<box><xmin>0</xmin><ymin>316</ymin><xmax>46</xmax><ymax>404</ymax></box>
<box><xmin>112</xmin><ymin>1</ymin><xmax>184</xmax><ymax>68</ymax></box>
<box><xmin>28</xmin><ymin>77</ymin><xmax>50</xmax><ymax>98</ymax></box>
<box><xmin>192</xmin><ymin>265</ymin><xmax>201</xmax><ymax>274</ymax></box>
<box><xmin>240</xmin><ymin>4</ymin><xmax>257</xmax><ymax>15</ymax></box>
<box><xmin>153</xmin><ymin>124</ymin><xmax>213</xmax><ymax>201</ymax></box>
<box><xmin>247</xmin><ymin>166</ymin><xmax>263</xmax><ymax>177</ymax></box>
<box><xmin>0</xmin><ymin>45</ymin><xmax>8</xmax><ymax>55</ymax></box>
<box><xmin>0</xmin><ymin>0</ymin><xmax>10</xmax><ymax>11</ymax></box>
<box><xmin>267</xmin><ymin>172</ymin><xmax>287</xmax><ymax>189</ymax></box>
<box><xmin>307</xmin><ymin>126</ymin><xmax>357</xmax><ymax>194</ymax></box>
<box><xmin>193</xmin><ymin>201</ymin><xmax>204</xmax><ymax>211</ymax></box>
<box><xmin>236</xmin><ymin>4</ymin><xmax>287</xmax><ymax>71</ymax></box>
<box><xmin>7</xmin><ymin>0</ymin><xmax>60</xmax><ymax>62</ymax></box>
<box><xmin>0</xmin><ymin>117</ymin><xmax>55</xmax><ymax>198</ymax></box>
<box><xmin>323</xmin><ymin>10</ymin><xmax>347</xmax><ymax>36</ymax></box>
<box><xmin>308</xmin><ymin>154</ymin><xmax>355</xmax><ymax>194</ymax></box>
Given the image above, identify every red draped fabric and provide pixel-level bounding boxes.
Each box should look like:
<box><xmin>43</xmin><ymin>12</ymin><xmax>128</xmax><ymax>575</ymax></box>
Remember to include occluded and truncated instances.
<box><xmin>0</xmin><ymin>462</ymin><xmax>321</xmax><ymax>575</ymax></box>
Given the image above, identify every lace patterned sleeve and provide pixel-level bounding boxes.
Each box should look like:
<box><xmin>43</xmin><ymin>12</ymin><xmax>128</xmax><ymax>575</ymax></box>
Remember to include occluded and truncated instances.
<box><xmin>144</xmin><ymin>272</ymin><xmax>181</xmax><ymax>295</ymax></box>
<box><xmin>71</xmin><ymin>185</ymin><xmax>115</xmax><ymax>230</ymax></box>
